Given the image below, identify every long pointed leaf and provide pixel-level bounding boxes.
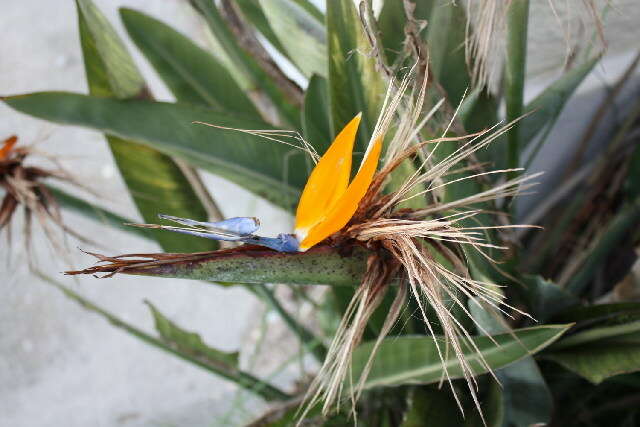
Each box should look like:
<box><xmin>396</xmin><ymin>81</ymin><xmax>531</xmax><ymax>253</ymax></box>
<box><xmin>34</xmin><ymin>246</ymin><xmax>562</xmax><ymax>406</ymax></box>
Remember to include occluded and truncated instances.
<box><xmin>401</xmin><ymin>387</ymin><xmax>463</xmax><ymax>427</ymax></box>
<box><xmin>521</xmin><ymin>56</ymin><xmax>600</xmax><ymax>152</ymax></box>
<box><xmin>120</xmin><ymin>8</ymin><xmax>258</xmax><ymax>116</ymax></box>
<box><xmin>302</xmin><ymin>74</ymin><xmax>332</xmax><ymax>154</ymax></box>
<box><xmin>426</xmin><ymin>0</ymin><xmax>470</xmax><ymax>105</ymax></box>
<box><xmin>146</xmin><ymin>300</ymin><xmax>239</xmax><ymax>368</ymax></box>
<box><xmin>235</xmin><ymin>0</ymin><xmax>290</xmax><ymax>58</ymax></box>
<box><xmin>327</xmin><ymin>0</ymin><xmax>385</xmax><ymax>153</ymax></box>
<box><xmin>547</xmin><ymin>319</ymin><xmax>640</xmax><ymax>384</ymax></box>
<box><xmin>4</xmin><ymin>93</ymin><xmax>308</xmax><ymax>210</ymax></box>
<box><xmin>259</xmin><ymin>0</ymin><xmax>327</xmax><ymax>78</ymax></box>
<box><xmin>546</xmin><ymin>341</ymin><xmax>640</xmax><ymax>384</ymax></box>
<box><xmin>352</xmin><ymin>325</ymin><xmax>571</xmax><ymax>389</ymax></box>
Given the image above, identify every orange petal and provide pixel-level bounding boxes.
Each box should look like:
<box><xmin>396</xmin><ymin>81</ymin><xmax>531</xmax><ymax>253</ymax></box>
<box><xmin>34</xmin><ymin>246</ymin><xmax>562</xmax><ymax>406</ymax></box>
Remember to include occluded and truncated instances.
<box><xmin>295</xmin><ymin>114</ymin><xmax>361</xmax><ymax>238</ymax></box>
<box><xmin>299</xmin><ymin>135</ymin><xmax>383</xmax><ymax>251</ymax></box>
<box><xmin>0</xmin><ymin>135</ymin><xmax>18</xmax><ymax>161</ymax></box>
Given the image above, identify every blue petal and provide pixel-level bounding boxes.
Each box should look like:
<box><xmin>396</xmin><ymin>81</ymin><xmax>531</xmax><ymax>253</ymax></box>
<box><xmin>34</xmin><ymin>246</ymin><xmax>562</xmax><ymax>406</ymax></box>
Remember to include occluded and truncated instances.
<box><xmin>156</xmin><ymin>226</ymin><xmax>245</xmax><ymax>241</ymax></box>
<box><xmin>242</xmin><ymin>234</ymin><xmax>300</xmax><ymax>253</ymax></box>
<box><xmin>158</xmin><ymin>214</ymin><xmax>259</xmax><ymax>235</ymax></box>
<box><xmin>152</xmin><ymin>215</ymin><xmax>300</xmax><ymax>252</ymax></box>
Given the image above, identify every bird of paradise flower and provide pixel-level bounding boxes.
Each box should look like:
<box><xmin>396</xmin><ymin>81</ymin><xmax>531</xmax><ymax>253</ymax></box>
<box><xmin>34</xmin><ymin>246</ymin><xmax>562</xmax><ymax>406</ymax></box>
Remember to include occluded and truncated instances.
<box><xmin>69</xmin><ymin>73</ymin><xmax>540</xmax><ymax>423</ymax></box>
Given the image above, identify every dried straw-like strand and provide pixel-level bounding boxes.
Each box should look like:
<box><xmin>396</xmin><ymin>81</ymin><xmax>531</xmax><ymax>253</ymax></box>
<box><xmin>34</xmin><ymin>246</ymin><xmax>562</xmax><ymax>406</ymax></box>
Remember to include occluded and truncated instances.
<box><xmin>193</xmin><ymin>121</ymin><xmax>319</xmax><ymax>162</ymax></box>
<box><xmin>404</xmin><ymin>244</ymin><xmax>489</xmax><ymax>424</ymax></box>
<box><xmin>409</xmin><ymin>173</ymin><xmax>542</xmax><ymax>218</ymax></box>
<box><xmin>353</xmin><ymin>279</ymin><xmax>407</xmax><ymax>402</ymax></box>
<box><xmin>298</xmin><ymin>257</ymin><xmax>391</xmax><ymax>422</ymax></box>
<box><xmin>400</xmin><ymin>168</ymin><xmax>524</xmax><ymax>204</ymax></box>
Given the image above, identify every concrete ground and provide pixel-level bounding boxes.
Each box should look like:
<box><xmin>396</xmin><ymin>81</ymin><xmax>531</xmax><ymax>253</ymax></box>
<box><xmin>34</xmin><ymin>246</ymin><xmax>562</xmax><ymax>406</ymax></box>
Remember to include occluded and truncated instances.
<box><xmin>1</xmin><ymin>1</ymin><xmax>638</xmax><ymax>426</ymax></box>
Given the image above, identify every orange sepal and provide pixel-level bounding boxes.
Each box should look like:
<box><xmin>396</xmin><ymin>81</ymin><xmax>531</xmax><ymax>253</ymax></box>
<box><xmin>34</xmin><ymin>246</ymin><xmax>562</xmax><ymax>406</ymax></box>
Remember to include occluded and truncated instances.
<box><xmin>295</xmin><ymin>114</ymin><xmax>361</xmax><ymax>238</ymax></box>
<box><xmin>298</xmin><ymin>136</ymin><xmax>383</xmax><ymax>251</ymax></box>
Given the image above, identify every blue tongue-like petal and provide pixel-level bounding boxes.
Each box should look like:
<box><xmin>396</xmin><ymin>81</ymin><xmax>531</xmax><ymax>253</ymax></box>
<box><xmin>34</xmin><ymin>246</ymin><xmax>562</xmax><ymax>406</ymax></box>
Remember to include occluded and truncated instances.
<box><xmin>159</xmin><ymin>214</ymin><xmax>259</xmax><ymax>235</ymax></box>
<box><xmin>142</xmin><ymin>214</ymin><xmax>300</xmax><ymax>252</ymax></box>
<box><xmin>242</xmin><ymin>234</ymin><xmax>300</xmax><ymax>253</ymax></box>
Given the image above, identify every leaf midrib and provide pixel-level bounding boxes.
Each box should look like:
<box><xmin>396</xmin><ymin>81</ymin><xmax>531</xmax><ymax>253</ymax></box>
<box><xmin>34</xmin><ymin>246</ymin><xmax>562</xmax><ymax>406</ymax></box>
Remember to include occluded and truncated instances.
<box><xmin>362</xmin><ymin>326</ymin><xmax>569</xmax><ymax>389</ymax></box>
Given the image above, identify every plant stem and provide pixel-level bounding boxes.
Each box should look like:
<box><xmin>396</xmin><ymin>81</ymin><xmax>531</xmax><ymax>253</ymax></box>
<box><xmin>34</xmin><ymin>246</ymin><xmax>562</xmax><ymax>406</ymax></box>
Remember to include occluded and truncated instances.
<box><xmin>505</xmin><ymin>0</ymin><xmax>529</xmax><ymax>181</ymax></box>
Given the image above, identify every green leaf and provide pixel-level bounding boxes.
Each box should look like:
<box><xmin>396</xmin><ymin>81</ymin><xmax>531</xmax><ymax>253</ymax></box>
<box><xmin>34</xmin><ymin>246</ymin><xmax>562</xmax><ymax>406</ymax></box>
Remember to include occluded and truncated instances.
<box><xmin>566</xmin><ymin>199</ymin><xmax>640</xmax><ymax>294</ymax></box>
<box><xmin>145</xmin><ymin>300</ymin><xmax>238</xmax><ymax>368</ymax></box>
<box><xmin>247</xmin><ymin>401</ymin><xmax>349</xmax><ymax>426</ymax></box>
<box><xmin>39</xmin><ymin>273</ymin><xmax>290</xmax><ymax>401</ymax></box>
<box><xmin>76</xmin><ymin>0</ymin><xmax>143</xmax><ymax>98</ymax></box>
<box><xmin>377</xmin><ymin>0</ymin><xmax>407</xmax><ymax>66</ymax></box>
<box><xmin>386</xmin><ymin>159</ymin><xmax>428</xmax><ymax>210</ymax></box>
<box><xmin>523</xmin><ymin>275</ymin><xmax>580</xmax><ymax>323</ymax></box>
<box><xmin>483</xmin><ymin>381</ymin><xmax>506</xmax><ymax>427</ymax></box>
<box><xmin>461</xmin><ymin>380</ymin><xmax>505</xmax><ymax>427</ymax></box>
<box><xmin>326</xmin><ymin>0</ymin><xmax>385</xmax><ymax>153</ymax></box>
<box><xmin>469</xmin><ymin>298</ymin><xmax>554</xmax><ymax>426</ymax></box>
<box><xmin>547</xmin><ymin>320</ymin><xmax>640</xmax><ymax>384</ymax></box>
<box><xmin>504</xmin><ymin>0</ymin><xmax>529</xmax><ymax>177</ymax></box>
<box><xmin>79</xmin><ymin>245</ymin><xmax>369</xmax><ymax>286</ymax></box>
<box><xmin>458</xmin><ymin>87</ymin><xmax>499</xmax><ymax>133</ymax></box>
<box><xmin>259</xmin><ymin>0</ymin><xmax>327</xmax><ymax>78</ymax></box>
<box><xmin>352</xmin><ymin>324</ymin><xmax>571</xmax><ymax>389</ymax></box>
<box><xmin>521</xmin><ymin>56</ymin><xmax>600</xmax><ymax>152</ymax></box>
<box><xmin>459</xmin><ymin>87</ymin><xmax>502</xmax><ymax>168</ymax></box>
<box><xmin>287</xmin><ymin>0</ymin><xmax>324</xmax><ymax>22</ymax></box>
<box><xmin>4</xmin><ymin>93</ymin><xmax>308</xmax><ymax>210</ymax></box>
<box><xmin>107</xmin><ymin>138</ymin><xmax>219</xmax><ymax>252</ymax></box>
<box><xmin>547</xmin><ymin>341</ymin><xmax>640</xmax><ymax>384</ymax></box>
<box><xmin>120</xmin><ymin>8</ymin><xmax>259</xmax><ymax>116</ymax></box>
<box><xmin>76</xmin><ymin>0</ymin><xmax>215</xmax><ymax>252</ymax></box>
<box><xmin>426</xmin><ymin>0</ymin><xmax>469</xmax><ymax>105</ymax></box>
<box><xmin>234</xmin><ymin>0</ymin><xmax>290</xmax><ymax>60</ymax></box>
<box><xmin>302</xmin><ymin>74</ymin><xmax>332</xmax><ymax>153</ymax></box>
<box><xmin>552</xmin><ymin>320</ymin><xmax>640</xmax><ymax>350</ymax></box>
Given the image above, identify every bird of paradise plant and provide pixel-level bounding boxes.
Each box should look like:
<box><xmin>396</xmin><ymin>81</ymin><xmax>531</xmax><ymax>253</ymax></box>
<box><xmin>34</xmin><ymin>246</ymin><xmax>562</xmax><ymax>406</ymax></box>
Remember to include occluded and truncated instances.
<box><xmin>6</xmin><ymin>0</ymin><xmax>640</xmax><ymax>426</ymax></box>
<box><xmin>67</xmin><ymin>71</ymin><xmax>539</xmax><ymax>422</ymax></box>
